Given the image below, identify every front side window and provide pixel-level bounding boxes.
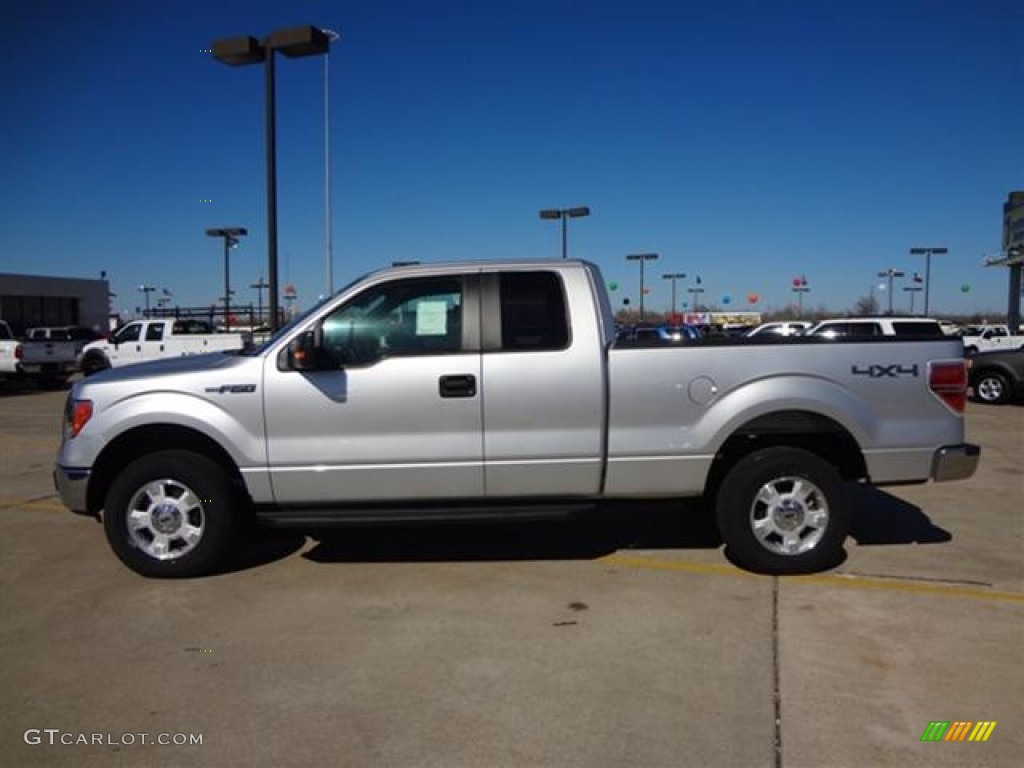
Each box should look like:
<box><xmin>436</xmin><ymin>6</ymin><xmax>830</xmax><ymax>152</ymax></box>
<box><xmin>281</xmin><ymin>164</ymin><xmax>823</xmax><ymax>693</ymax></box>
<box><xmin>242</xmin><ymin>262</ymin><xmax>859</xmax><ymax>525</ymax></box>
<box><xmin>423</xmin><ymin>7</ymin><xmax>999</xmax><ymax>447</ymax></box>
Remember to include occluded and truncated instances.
<box><xmin>114</xmin><ymin>323</ymin><xmax>142</xmax><ymax>343</ymax></box>
<box><xmin>319</xmin><ymin>277</ymin><xmax>463</xmax><ymax>365</ymax></box>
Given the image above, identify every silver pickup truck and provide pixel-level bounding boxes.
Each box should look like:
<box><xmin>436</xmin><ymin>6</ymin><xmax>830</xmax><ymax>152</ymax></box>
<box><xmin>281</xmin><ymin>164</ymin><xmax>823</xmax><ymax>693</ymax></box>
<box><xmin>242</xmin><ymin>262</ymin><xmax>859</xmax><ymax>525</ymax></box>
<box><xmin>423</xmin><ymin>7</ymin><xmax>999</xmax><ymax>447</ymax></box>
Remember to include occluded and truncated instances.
<box><xmin>54</xmin><ymin>260</ymin><xmax>979</xmax><ymax>578</ymax></box>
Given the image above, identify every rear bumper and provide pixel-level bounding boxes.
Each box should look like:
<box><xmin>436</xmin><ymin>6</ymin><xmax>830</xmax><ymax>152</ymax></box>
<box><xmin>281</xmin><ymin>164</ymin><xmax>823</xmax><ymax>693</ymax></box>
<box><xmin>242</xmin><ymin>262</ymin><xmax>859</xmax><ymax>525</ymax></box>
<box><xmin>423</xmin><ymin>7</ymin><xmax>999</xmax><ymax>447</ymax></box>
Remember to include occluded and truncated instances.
<box><xmin>931</xmin><ymin>443</ymin><xmax>981</xmax><ymax>482</ymax></box>
<box><xmin>54</xmin><ymin>465</ymin><xmax>90</xmax><ymax>513</ymax></box>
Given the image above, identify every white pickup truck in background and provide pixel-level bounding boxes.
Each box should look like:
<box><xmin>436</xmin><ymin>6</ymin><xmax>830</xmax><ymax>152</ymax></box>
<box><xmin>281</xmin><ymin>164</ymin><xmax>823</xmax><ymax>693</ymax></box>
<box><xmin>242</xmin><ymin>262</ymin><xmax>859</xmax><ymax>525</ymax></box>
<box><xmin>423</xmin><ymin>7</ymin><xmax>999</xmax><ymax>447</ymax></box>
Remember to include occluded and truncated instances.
<box><xmin>960</xmin><ymin>324</ymin><xmax>1024</xmax><ymax>355</ymax></box>
<box><xmin>79</xmin><ymin>318</ymin><xmax>248</xmax><ymax>375</ymax></box>
<box><xmin>0</xmin><ymin>320</ymin><xmax>22</xmax><ymax>382</ymax></box>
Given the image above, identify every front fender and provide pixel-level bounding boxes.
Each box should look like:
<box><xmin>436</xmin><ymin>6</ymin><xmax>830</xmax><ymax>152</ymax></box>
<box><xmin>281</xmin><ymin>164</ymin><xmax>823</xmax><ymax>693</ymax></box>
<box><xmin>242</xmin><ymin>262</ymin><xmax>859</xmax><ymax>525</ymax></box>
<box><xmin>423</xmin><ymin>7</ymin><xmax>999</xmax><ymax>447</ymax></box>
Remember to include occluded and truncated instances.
<box><xmin>61</xmin><ymin>389</ymin><xmax>266</xmax><ymax>472</ymax></box>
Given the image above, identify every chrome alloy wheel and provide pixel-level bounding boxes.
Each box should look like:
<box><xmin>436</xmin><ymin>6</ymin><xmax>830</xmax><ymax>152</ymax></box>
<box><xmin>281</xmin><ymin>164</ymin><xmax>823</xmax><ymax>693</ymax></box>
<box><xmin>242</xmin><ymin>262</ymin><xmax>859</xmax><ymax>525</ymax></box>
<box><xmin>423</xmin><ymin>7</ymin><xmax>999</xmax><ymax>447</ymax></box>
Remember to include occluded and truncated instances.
<box><xmin>749</xmin><ymin>476</ymin><xmax>829</xmax><ymax>556</ymax></box>
<box><xmin>975</xmin><ymin>375</ymin><xmax>1006</xmax><ymax>403</ymax></box>
<box><xmin>125</xmin><ymin>478</ymin><xmax>206</xmax><ymax>561</ymax></box>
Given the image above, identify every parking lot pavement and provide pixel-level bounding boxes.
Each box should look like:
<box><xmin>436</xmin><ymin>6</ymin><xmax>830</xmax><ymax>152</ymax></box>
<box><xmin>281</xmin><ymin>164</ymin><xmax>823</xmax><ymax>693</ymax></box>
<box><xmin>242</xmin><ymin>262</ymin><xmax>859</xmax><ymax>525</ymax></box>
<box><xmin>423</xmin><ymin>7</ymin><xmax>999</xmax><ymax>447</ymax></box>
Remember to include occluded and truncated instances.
<box><xmin>0</xmin><ymin>386</ymin><xmax>1021</xmax><ymax>767</ymax></box>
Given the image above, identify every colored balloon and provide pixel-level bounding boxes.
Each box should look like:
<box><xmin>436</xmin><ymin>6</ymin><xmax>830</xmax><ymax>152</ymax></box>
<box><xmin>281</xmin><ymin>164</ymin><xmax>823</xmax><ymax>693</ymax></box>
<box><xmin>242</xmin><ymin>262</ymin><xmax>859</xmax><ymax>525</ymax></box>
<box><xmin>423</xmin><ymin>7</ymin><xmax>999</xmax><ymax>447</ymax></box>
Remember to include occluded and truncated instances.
<box><xmin>747</xmin><ymin>293</ymin><xmax>759</xmax><ymax>304</ymax></box>
<box><xmin>792</xmin><ymin>277</ymin><xmax>802</xmax><ymax>287</ymax></box>
<box><xmin>960</xmin><ymin>284</ymin><xmax>971</xmax><ymax>293</ymax></box>
<box><xmin>722</xmin><ymin>295</ymin><xmax>731</xmax><ymax>304</ymax></box>
<box><xmin>609</xmin><ymin>282</ymin><xmax>618</xmax><ymax>291</ymax></box>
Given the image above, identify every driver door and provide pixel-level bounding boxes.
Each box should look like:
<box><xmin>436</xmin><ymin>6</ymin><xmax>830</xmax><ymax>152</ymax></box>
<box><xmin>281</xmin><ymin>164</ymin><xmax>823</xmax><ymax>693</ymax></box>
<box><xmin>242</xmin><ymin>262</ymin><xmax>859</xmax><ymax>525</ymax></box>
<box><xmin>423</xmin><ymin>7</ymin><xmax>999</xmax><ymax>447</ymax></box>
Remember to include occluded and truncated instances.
<box><xmin>263</xmin><ymin>274</ymin><xmax>484</xmax><ymax>504</ymax></box>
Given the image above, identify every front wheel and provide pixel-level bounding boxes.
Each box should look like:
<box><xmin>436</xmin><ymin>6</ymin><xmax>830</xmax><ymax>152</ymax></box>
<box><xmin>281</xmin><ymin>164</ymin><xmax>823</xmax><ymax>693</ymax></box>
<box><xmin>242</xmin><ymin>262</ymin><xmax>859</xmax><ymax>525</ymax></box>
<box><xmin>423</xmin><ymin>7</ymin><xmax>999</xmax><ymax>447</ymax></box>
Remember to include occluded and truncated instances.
<box><xmin>715</xmin><ymin>446</ymin><xmax>848</xmax><ymax>574</ymax></box>
<box><xmin>103</xmin><ymin>450</ymin><xmax>236</xmax><ymax>577</ymax></box>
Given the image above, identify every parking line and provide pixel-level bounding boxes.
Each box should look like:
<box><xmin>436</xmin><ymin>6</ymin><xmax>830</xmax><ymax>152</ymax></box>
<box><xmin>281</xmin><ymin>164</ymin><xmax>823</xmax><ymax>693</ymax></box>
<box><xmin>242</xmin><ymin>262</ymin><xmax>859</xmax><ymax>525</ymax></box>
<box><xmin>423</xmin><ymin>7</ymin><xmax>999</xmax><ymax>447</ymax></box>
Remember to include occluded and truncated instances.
<box><xmin>0</xmin><ymin>498</ymin><xmax>67</xmax><ymax>513</ymax></box>
<box><xmin>600</xmin><ymin>554</ymin><xmax>1024</xmax><ymax>604</ymax></box>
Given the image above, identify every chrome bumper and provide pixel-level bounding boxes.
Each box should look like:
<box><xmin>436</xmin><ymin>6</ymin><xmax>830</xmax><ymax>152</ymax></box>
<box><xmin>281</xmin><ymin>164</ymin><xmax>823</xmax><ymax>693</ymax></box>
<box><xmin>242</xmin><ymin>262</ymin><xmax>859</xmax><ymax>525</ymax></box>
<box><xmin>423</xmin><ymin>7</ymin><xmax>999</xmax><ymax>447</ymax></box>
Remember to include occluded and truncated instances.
<box><xmin>931</xmin><ymin>444</ymin><xmax>981</xmax><ymax>482</ymax></box>
<box><xmin>54</xmin><ymin>466</ymin><xmax>90</xmax><ymax>513</ymax></box>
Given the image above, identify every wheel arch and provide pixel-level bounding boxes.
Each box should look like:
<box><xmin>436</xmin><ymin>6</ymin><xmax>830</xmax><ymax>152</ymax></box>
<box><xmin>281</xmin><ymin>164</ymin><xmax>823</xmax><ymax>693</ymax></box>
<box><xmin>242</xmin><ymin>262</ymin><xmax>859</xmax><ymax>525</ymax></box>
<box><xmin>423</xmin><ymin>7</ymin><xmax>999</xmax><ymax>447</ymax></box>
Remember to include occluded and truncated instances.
<box><xmin>705</xmin><ymin>409</ymin><xmax>866</xmax><ymax>500</ymax></box>
<box><xmin>87</xmin><ymin>424</ymin><xmax>249</xmax><ymax>515</ymax></box>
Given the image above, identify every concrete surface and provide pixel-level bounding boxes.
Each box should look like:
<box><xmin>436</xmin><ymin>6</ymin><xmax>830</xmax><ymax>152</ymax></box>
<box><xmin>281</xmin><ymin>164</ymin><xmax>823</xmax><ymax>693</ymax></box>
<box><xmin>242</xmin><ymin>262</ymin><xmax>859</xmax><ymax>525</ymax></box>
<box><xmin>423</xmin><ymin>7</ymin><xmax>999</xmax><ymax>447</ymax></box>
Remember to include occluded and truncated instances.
<box><xmin>0</xmin><ymin>383</ymin><xmax>1020</xmax><ymax>767</ymax></box>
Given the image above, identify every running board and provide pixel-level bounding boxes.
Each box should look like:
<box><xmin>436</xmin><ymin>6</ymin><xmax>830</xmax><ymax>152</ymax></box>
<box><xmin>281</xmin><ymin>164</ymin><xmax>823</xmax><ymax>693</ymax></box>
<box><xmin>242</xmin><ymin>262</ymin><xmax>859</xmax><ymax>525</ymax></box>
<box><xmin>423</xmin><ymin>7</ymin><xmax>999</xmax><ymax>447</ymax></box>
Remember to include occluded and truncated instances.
<box><xmin>254</xmin><ymin>500</ymin><xmax>598</xmax><ymax>528</ymax></box>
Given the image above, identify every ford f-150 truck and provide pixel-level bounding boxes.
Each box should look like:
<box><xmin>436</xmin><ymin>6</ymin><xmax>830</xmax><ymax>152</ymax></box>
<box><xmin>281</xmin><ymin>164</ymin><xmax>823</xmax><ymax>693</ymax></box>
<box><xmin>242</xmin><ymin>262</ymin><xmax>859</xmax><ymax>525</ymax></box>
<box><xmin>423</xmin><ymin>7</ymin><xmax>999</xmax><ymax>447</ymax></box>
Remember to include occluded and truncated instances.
<box><xmin>54</xmin><ymin>260</ymin><xmax>979</xmax><ymax>578</ymax></box>
<box><xmin>79</xmin><ymin>318</ymin><xmax>248</xmax><ymax>375</ymax></box>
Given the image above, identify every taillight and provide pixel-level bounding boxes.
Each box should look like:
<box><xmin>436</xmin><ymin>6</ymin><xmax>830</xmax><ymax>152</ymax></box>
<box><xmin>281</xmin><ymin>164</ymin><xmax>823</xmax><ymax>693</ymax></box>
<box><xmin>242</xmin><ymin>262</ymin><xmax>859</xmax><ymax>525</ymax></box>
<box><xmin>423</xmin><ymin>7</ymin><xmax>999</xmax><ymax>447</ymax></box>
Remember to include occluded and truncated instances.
<box><xmin>15</xmin><ymin>343</ymin><xmax>22</xmax><ymax>360</ymax></box>
<box><xmin>68</xmin><ymin>400</ymin><xmax>93</xmax><ymax>438</ymax></box>
<box><xmin>929</xmin><ymin>360</ymin><xmax>967</xmax><ymax>413</ymax></box>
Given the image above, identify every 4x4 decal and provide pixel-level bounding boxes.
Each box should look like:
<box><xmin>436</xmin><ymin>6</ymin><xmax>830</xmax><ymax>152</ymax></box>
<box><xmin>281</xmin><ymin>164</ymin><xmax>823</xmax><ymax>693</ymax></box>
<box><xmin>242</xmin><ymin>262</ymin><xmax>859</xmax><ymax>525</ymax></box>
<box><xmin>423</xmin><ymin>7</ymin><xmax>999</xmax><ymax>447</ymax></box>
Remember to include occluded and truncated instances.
<box><xmin>851</xmin><ymin>364</ymin><xmax>919</xmax><ymax>378</ymax></box>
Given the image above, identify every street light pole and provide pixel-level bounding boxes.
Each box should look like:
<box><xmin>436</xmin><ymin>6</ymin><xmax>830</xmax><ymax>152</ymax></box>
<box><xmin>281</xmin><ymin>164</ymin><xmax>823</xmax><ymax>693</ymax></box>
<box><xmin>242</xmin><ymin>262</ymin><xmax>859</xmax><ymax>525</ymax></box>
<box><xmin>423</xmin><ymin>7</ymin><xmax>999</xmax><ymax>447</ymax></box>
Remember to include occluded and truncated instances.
<box><xmin>909</xmin><ymin>247</ymin><xmax>947</xmax><ymax>317</ymax></box>
<box><xmin>539</xmin><ymin>207</ymin><xmax>590</xmax><ymax>259</ymax></box>
<box><xmin>877</xmin><ymin>269</ymin><xmax>905</xmax><ymax>315</ymax></box>
<box><xmin>323</xmin><ymin>28</ymin><xmax>340</xmax><ymax>295</ymax></box>
<box><xmin>250</xmin><ymin>275</ymin><xmax>269</xmax><ymax>329</ymax></box>
<box><xmin>206</xmin><ymin>228</ymin><xmax>247</xmax><ymax>331</ymax></box>
<box><xmin>662</xmin><ymin>272</ymin><xmax>686</xmax><ymax>319</ymax></box>
<box><xmin>903</xmin><ymin>285</ymin><xmax>922</xmax><ymax>314</ymax></box>
<box><xmin>626</xmin><ymin>253</ymin><xmax>659</xmax><ymax>320</ymax></box>
<box><xmin>138</xmin><ymin>285</ymin><xmax>155</xmax><ymax>316</ymax></box>
<box><xmin>212</xmin><ymin>26</ymin><xmax>331</xmax><ymax>332</ymax></box>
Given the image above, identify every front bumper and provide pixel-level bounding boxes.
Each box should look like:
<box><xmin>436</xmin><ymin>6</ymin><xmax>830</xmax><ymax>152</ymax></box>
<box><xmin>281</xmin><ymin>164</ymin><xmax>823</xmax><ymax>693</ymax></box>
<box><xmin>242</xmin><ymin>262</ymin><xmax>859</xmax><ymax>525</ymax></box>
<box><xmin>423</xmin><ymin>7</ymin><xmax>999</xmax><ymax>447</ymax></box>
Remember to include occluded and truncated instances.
<box><xmin>931</xmin><ymin>443</ymin><xmax>981</xmax><ymax>482</ymax></box>
<box><xmin>54</xmin><ymin>465</ymin><xmax>90</xmax><ymax>513</ymax></box>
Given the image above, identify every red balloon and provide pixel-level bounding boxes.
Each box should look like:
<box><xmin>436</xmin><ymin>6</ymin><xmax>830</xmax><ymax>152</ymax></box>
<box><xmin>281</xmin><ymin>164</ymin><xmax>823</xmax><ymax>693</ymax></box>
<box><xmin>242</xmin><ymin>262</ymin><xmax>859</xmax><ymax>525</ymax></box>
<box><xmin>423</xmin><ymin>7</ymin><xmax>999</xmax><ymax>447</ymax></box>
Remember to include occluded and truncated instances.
<box><xmin>792</xmin><ymin>277</ymin><xmax>802</xmax><ymax>287</ymax></box>
<box><xmin>747</xmin><ymin>293</ymin><xmax>759</xmax><ymax>304</ymax></box>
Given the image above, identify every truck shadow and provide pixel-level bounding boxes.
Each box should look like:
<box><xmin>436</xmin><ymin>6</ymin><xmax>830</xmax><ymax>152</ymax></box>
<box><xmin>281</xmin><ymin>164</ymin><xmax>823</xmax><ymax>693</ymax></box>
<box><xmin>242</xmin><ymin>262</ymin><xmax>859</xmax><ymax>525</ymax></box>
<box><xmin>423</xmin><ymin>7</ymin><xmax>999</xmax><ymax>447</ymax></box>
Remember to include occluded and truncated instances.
<box><xmin>300</xmin><ymin>500</ymin><xmax>720</xmax><ymax>564</ymax></box>
<box><xmin>847</xmin><ymin>485</ymin><xmax>952</xmax><ymax>545</ymax></box>
<box><xmin>224</xmin><ymin>487</ymin><xmax>951</xmax><ymax>573</ymax></box>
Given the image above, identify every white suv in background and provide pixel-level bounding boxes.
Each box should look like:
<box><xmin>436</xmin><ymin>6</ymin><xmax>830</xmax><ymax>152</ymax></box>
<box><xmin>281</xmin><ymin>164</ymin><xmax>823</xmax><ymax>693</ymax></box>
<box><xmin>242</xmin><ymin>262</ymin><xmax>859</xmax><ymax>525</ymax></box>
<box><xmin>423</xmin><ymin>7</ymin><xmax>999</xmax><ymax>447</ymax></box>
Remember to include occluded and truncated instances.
<box><xmin>805</xmin><ymin>317</ymin><xmax>945</xmax><ymax>339</ymax></box>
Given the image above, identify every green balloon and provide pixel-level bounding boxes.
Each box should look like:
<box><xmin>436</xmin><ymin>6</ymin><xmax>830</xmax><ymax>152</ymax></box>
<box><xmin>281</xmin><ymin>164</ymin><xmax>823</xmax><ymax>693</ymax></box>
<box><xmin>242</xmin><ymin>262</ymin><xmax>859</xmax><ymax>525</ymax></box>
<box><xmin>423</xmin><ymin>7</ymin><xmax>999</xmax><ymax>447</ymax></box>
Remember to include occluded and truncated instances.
<box><xmin>609</xmin><ymin>282</ymin><xmax>618</xmax><ymax>291</ymax></box>
<box><xmin>960</xmin><ymin>284</ymin><xmax>971</xmax><ymax>293</ymax></box>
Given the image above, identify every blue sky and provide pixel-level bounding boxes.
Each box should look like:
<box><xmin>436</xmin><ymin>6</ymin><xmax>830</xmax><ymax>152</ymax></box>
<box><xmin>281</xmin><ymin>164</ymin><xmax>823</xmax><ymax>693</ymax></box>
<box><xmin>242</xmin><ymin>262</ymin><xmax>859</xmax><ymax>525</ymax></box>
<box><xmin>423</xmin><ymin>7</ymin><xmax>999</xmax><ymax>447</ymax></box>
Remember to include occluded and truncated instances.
<box><xmin>2</xmin><ymin>0</ymin><xmax>1021</xmax><ymax>318</ymax></box>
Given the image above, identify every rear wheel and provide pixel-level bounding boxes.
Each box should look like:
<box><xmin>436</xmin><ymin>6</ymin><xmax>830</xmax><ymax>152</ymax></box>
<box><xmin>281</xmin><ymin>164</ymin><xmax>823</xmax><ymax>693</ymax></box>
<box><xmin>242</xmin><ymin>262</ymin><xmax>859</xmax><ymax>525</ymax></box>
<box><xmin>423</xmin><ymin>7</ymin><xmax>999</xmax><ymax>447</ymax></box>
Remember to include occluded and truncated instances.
<box><xmin>716</xmin><ymin>446</ymin><xmax>848</xmax><ymax>574</ymax></box>
<box><xmin>973</xmin><ymin>371</ymin><xmax>1010</xmax><ymax>404</ymax></box>
<box><xmin>103</xmin><ymin>450</ymin><xmax>236</xmax><ymax>577</ymax></box>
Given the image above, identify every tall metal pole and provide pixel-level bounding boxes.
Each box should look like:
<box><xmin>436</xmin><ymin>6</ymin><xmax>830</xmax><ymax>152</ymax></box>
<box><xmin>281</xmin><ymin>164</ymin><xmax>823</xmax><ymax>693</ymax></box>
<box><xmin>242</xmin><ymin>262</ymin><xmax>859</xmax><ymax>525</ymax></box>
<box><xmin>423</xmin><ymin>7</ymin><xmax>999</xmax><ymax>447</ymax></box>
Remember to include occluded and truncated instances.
<box><xmin>323</xmin><ymin>29</ymin><xmax>340</xmax><ymax>294</ymax></box>
<box><xmin>265</xmin><ymin>45</ymin><xmax>280</xmax><ymax>331</ymax></box>
<box><xmin>561</xmin><ymin>215</ymin><xmax>568</xmax><ymax>260</ymax></box>
<box><xmin>223</xmin><ymin>237</ymin><xmax>231</xmax><ymax>331</ymax></box>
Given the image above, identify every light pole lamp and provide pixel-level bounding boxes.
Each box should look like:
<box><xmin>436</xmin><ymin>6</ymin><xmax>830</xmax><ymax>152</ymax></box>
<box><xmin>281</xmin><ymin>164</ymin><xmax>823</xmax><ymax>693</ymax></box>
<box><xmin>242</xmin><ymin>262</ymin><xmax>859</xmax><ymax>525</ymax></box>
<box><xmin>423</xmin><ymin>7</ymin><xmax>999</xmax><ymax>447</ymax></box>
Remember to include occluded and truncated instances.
<box><xmin>662</xmin><ymin>272</ymin><xmax>686</xmax><ymax>319</ymax></box>
<box><xmin>909</xmin><ymin>247</ymin><xmax>947</xmax><ymax>317</ymax></box>
<box><xmin>212</xmin><ymin>26</ymin><xmax>331</xmax><ymax>332</ymax></box>
<box><xmin>877</xmin><ymin>269</ymin><xmax>905</xmax><ymax>315</ymax></box>
<box><xmin>687</xmin><ymin>285</ymin><xmax>705</xmax><ymax>312</ymax></box>
<box><xmin>206</xmin><ymin>227</ymin><xmax>248</xmax><ymax>331</ymax></box>
<box><xmin>626</xmin><ymin>253</ymin><xmax>658</xmax><ymax>320</ymax></box>
<box><xmin>539</xmin><ymin>206</ymin><xmax>590</xmax><ymax>259</ymax></box>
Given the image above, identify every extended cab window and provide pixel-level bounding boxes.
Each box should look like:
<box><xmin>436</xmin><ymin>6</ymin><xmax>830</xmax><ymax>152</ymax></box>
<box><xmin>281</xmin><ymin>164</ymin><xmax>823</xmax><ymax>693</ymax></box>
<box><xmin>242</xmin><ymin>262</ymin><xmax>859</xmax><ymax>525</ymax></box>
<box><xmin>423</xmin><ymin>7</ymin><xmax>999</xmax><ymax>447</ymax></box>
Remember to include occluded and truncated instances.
<box><xmin>320</xmin><ymin>277</ymin><xmax>463</xmax><ymax>364</ymax></box>
<box><xmin>499</xmin><ymin>272</ymin><xmax>569</xmax><ymax>351</ymax></box>
<box><xmin>892</xmin><ymin>321</ymin><xmax>942</xmax><ymax>337</ymax></box>
<box><xmin>145</xmin><ymin>323</ymin><xmax>164</xmax><ymax>341</ymax></box>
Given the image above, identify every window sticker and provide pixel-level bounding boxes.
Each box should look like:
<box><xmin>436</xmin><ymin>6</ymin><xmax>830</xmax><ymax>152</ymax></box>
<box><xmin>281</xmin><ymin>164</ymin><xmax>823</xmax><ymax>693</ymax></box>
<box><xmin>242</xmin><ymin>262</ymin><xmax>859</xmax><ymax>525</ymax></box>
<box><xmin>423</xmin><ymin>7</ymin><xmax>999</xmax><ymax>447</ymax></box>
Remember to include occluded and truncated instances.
<box><xmin>415</xmin><ymin>301</ymin><xmax>448</xmax><ymax>336</ymax></box>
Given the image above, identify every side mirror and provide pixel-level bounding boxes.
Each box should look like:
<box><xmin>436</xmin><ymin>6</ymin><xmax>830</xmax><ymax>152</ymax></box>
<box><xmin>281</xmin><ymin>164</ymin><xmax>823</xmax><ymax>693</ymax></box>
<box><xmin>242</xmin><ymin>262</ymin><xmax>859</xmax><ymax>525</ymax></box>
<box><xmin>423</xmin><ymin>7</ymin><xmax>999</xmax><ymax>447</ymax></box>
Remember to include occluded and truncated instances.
<box><xmin>289</xmin><ymin>331</ymin><xmax>325</xmax><ymax>371</ymax></box>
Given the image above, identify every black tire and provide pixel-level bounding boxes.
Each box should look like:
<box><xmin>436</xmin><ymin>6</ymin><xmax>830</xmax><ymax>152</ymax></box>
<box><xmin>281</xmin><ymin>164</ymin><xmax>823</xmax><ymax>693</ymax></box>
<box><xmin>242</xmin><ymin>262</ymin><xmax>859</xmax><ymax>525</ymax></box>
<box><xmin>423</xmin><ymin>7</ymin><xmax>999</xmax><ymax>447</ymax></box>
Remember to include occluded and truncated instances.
<box><xmin>81</xmin><ymin>352</ymin><xmax>110</xmax><ymax>377</ymax></box>
<box><xmin>715</xmin><ymin>446</ymin><xmax>848</xmax><ymax>575</ymax></box>
<box><xmin>103</xmin><ymin>450</ymin><xmax>235</xmax><ymax>578</ymax></box>
<box><xmin>971</xmin><ymin>371</ymin><xmax>1011</xmax><ymax>404</ymax></box>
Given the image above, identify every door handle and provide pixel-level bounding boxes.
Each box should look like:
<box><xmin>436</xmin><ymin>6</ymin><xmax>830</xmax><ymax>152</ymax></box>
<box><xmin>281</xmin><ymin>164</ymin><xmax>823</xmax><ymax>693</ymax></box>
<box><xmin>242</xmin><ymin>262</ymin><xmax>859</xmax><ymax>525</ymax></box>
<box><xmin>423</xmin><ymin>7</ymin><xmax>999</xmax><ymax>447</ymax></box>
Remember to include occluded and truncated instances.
<box><xmin>439</xmin><ymin>374</ymin><xmax>476</xmax><ymax>398</ymax></box>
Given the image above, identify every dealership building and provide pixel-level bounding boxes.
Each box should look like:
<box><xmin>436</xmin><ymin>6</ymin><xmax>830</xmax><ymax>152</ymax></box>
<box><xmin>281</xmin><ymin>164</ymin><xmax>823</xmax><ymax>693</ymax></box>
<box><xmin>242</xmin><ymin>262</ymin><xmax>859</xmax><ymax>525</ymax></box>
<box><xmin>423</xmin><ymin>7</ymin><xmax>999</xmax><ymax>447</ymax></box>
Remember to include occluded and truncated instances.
<box><xmin>0</xmin><ymin>273</ymin><xmax>111</xmax><ymax>336</ymax></box>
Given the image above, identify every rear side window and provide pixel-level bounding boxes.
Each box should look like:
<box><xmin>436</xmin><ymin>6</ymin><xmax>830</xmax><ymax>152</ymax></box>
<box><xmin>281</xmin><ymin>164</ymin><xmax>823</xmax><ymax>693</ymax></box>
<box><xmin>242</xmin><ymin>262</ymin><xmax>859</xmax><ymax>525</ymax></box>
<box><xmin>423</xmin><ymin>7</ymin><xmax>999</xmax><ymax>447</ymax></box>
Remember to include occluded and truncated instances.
<box><xmin>499</xmin><ymin>272</ymin><xmax>569</xmax><ymax>351</ymax></box>
<box><xmin>145</xmin><ymin>323</ymin><xmax>165</xmax><ymax>341</ymax></box>
<box><xmin>892</xmin><ymin>321</ymin><xmax>943</xmax><ymax>337</ymax></box>
<box><xmin>847</xmin><ymin>323</ymin><xmax>881</xmax><ymax>338</ymax></box>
